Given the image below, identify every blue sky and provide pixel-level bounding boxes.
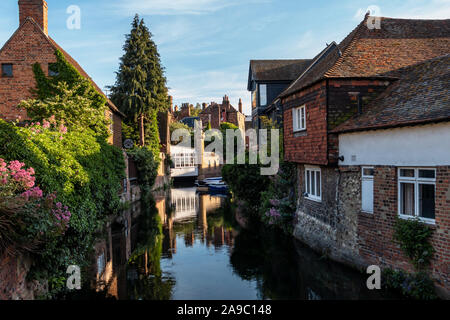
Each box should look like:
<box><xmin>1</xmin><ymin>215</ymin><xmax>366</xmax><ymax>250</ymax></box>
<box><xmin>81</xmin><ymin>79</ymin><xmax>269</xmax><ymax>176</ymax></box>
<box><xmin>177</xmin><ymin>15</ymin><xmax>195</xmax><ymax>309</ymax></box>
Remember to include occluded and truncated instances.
<box><xmin>1</xmin><ymin>0</ymin><xmax>449</xmax><ymax>115</ymax></box>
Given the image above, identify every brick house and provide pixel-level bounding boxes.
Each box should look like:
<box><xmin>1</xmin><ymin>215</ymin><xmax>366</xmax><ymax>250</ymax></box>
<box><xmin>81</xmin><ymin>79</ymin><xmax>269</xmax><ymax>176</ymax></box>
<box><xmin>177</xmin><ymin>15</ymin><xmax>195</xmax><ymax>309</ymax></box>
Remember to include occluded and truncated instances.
<box><xmin>0</xmin><ymin>0</ymin><xmax>124</xmax><ymax>149</ymax></box>
<box><xmin>333</xmin><ymin>55</ymin><xmax>450</xmax><ymax>295</ymax></box>
<box><xmin>280</xmin><ymin>14</ymin><xmax>450</xmax><ymax>293</ymax></box>
<box><xmin>199</xmin><ymin>95</ymin><xmax>246</xmax><ymax>133</ymax></box>
<box><xmin>247</xmin><ymin>59</ymin><xmax>311</xmax><ymax>129</ymax></box>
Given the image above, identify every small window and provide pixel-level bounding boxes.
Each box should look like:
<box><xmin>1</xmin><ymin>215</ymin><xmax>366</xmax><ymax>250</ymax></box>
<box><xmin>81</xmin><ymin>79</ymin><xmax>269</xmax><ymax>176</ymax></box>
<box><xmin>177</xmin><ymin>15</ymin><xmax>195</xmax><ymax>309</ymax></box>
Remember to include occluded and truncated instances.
<box><xmin>398</xmin><ymin>168</ymin><xmax>436</xmax><ymax>222</ymax></box>
<box><xmin>292</xmin><ymin>105</ymin><xmax>306</xmax><ymax>132</ymax></box>
<box><xmin>2</xmin><ymin>64</ymin><xmax>13</xmax><ymax>77</ymax></box>
<box><xmin>259</xmin><ymin>84</ymin><xmax>267</xmax><ymax>106</ymax></box>
<box><xmin>362</xmin><ymin>167</ymin><xmax>374</xmax><ymax>213</ymax></box>
<box><xmin>305</xmin><ymin>166</ymin><xmax>321</xmax><ymax>201</ymax></box>
<box><xmin>48</xmin><ymin>63</ymin><xmax>59</xmax><ymax>77</ymax></box>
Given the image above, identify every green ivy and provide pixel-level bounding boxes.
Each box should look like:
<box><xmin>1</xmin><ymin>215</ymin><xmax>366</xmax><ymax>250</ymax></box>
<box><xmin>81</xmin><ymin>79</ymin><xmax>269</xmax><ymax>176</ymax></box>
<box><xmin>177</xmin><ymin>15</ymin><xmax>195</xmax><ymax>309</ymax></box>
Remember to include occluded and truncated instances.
<box><xmin>393</xmin><ymin>218</ymin><xmax>435</xmax><ymax>270</ymax></box>
<box><xmin>127</xmin><ymin>147</ymin><xmax>159</xmax><ymax>192</ymax></box>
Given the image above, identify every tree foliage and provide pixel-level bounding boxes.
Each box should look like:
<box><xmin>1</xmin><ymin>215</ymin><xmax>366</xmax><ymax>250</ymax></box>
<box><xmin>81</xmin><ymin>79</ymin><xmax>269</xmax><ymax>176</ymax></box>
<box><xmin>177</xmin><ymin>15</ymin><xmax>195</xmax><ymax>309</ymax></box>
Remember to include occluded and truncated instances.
<box><xmin>109</xmin><ymin>14</ymin><xmax>169</xmax><ymax>158</ymax></box>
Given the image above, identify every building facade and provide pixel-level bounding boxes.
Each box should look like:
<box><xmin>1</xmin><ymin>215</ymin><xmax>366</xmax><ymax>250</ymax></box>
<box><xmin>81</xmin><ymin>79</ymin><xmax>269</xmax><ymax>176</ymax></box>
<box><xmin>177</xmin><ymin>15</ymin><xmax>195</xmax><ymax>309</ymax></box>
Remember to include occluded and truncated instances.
<box><xmin>247</xmin><ymin>59</ymin><xmax>311</xmax><ymax>129</ymax></box>
<box><xmin>280</xmin><ymin>15</ymin><xmax>450</xmax><ymax>295</ymax></box>
<box><xmin>199</xmin><ymin>95</ymin><xmax>245</xmax><ymax>133</ymax></box>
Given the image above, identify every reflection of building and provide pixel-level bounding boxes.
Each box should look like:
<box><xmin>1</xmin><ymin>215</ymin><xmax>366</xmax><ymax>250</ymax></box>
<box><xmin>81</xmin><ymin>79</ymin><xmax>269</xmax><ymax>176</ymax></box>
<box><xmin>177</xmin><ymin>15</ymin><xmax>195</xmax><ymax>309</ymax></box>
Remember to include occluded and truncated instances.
<box><xmin>171</xmin><ymin>188</ymin><xmax>198</xmax><ymax>221</ymax></box>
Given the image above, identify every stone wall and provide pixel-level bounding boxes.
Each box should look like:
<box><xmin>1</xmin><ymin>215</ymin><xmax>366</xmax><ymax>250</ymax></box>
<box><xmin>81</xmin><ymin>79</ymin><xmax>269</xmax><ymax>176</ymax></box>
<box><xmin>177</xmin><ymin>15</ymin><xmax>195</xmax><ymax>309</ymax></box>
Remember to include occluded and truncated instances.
<box><xmin>293</xmin><ymin>164</ymin><xmax>364</xmax><ymax>269</ymax></box>
<box><xmin>0</xmin><ymin>253</ymin><xmax>47</xmax><ymax>300</ymax></box>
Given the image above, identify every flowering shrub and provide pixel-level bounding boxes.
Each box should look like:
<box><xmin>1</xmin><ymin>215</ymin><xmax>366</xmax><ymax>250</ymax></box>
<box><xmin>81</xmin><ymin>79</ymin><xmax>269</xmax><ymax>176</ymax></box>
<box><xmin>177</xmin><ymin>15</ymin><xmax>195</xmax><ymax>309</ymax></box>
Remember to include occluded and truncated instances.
<box><xmin>0</xmin><ymin>118</ymin><xmax>125</xmax><ymax>295</ymax></box>
<box><xmin>0</xmin><ymin>159</ymin><xmax>71</xmax><ymax>256</ymax></box>
<box><xmin>260</xmin><ymin>162</ymin><xmax>297</xmax><ymax>234</ymax></box>
<box><xmin>383</xmin><ymin>269</ymin><xmax>437</xmax><ymax>300</ymax></box>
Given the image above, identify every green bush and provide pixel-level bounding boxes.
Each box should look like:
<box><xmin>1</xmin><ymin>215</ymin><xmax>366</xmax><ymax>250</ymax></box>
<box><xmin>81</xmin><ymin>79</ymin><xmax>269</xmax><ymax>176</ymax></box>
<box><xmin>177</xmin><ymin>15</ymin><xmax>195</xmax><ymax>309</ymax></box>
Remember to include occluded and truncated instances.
<box><xmin>127</xmin><ymin>147</ymin><xmax>159</xmax><ymax>192</ymax></box>
<box><xmin>393</xmin><ymin>218</ymin><xmax>435</xmax><ymax>270</ymax></box>
<box><xmin>222</xmin><ymin>152</ymin><xmax>270</xmax><ymax>211</ymax></box>
<box><xmin>0</xmin><ymin>120</ymin><xmax>125</xmax><ymax>294</ymax></box>
<box><xmin>383</xmin><ymin>268</ymin><xmax>437</xmax><ymax>300</ymax></box>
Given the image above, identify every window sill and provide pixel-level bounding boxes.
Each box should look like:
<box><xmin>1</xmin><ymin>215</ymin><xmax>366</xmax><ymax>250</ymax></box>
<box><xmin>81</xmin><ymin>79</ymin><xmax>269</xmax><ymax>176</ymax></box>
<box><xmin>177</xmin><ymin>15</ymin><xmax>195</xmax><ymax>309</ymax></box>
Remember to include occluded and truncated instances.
<box><xmin>398</xmin><ymin>214</ymin><xmax>436</xmax><ymax>226</ymax></box>
<box><xmin>360</xmin><ymin>210</ymin><xmax>374</xmax><ymax>215</ymax></box>
<box><xmin>305</xmin><ymin>196</ymin><xmax>322</xmax><ymax>203</ymax></box>
<box><xmin>293</xmin><ymin>130</ymin><xmax>307</xmax><ymax>138</ymax></box>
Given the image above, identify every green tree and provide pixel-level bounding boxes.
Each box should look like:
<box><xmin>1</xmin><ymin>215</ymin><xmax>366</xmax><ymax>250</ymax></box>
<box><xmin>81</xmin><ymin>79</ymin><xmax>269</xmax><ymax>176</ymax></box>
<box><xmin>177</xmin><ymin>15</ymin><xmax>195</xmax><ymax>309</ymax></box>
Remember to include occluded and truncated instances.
<box><xmin>109</xmin><ymin>14</ymin><xmax>168</xmax><ymax>158</ymax></box>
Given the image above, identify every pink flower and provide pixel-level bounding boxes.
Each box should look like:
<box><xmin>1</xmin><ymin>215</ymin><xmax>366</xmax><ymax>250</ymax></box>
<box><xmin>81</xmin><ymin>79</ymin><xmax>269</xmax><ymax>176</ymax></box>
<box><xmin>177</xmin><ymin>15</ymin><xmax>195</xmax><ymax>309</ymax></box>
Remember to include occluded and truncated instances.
<box><xmin>42</xmin><ymin>120</ymin><xmax>50</xmax><ymax>129</ymax></box>
<box><xmin>59</xmin><ymin>124</ymin><xmax>67</xmax><ymax>135</ymax></box>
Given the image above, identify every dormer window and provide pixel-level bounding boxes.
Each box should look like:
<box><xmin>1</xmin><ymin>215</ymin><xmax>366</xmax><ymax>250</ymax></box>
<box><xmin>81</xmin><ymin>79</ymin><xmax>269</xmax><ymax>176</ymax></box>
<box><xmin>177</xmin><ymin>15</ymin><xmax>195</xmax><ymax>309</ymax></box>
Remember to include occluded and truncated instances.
<box><xmin>259</xmin><ymin>84</ymin><xmax>267</xmax><ymax>106</ymax></box>
<box><xmin>2</xmin><ymin>64</ymin><xmax>13</xmax><ymax>77</ymax></box>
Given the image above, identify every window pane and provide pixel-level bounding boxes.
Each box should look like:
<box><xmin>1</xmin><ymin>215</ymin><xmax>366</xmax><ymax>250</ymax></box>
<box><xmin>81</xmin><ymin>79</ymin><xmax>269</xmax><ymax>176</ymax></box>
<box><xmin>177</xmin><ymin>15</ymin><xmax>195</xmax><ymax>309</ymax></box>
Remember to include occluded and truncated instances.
<box><xmin>311</xmin><ymin>171</ymin><xmax>316</xmax><ymax>196</ymax></box>
<box><xmin>260</xmin><ymin>84</ymin><xmax>267</xmax><ymax>106</ymax></box>
<box><xmin>306</xmin><ymin>171</ymin><xmax>310</xmax><ymax>194</ymax></box>
<box><xmin>400</xmin><ymin>183</ymin><xmax>415</xmax><ymax>216</ymax></box>
<box><xmin>297</xmin><ymin>109</ymin><xmax>301</xmax><ymax>129</ymax></box>
<box><xmin>316</xmin><ymin>171</ymin><xmax>321</xmax><ymax>197</ymax></box>
<box><xmin>300</xmin><ymin>108</ymin><xmax>305</xmax><ymax>129</ymax></box>
<box><xmin>362</xmin><ymin>179</ymin><xmax>374</xmax><ymax>213</ymax></box>
<box><xmin>419</xmin><ymin>184</ymin><xmax>435</xmax><ymax>219</ymax></box>
<box><xmin>2</xmin><ymin>64</ymin><xmax>13</xmax><ymax>77</ymax></box>
<box><xmin>363</xmin><ymin>168</ymin><xmax>374</xmax><ymax>177</ymax></box>
<box><xmin>400</xmin><ymin>169</ymin><xmax>415</xmax><ymax>178</ymax></box>
<box><xmin>419</xmin><ymin>170</ymin><xmax>435</xmax><ymax>179</ymax></box>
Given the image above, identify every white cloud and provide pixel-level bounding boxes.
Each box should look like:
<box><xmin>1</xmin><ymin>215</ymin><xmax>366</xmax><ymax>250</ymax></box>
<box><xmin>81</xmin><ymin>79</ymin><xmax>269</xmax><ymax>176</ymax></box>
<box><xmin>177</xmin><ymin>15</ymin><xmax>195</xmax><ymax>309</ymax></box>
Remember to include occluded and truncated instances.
<box><xmin>111</xmin><ymin>0</ymin><xmax>270</xmax><ymax>16</ymax></box>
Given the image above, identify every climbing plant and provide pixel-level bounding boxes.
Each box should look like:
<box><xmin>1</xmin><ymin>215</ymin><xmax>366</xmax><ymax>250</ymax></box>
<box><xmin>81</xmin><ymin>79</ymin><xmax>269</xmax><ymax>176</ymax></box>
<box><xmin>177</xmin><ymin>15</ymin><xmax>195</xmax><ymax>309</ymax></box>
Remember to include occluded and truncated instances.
<box><xmin>393</xmin><ymin>218</ymin><xmax>435</xmax><ymax>270</ymax></box>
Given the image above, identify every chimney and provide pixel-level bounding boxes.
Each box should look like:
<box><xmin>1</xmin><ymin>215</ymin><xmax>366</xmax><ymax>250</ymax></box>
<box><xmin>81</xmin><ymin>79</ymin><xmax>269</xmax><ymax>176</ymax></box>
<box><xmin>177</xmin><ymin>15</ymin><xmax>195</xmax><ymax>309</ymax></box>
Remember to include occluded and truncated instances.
<box><xmin>202</xmin><ymin>103</ymin><xmax>207</xmax><ymax>110</ymax></box>
<box><xmin>238</xmin><ymin>98</ymin><xmax>243</xmax><ymax>114</ymax></box>
<box><xmin>19</xmin><ymin>0</ymin><xmax>48</xmax><ymax>36</ymax></box>
<box><xmin>174</xmin><ymin>105</ymin><xmax>178</xmax><ymax>112</ymax></box>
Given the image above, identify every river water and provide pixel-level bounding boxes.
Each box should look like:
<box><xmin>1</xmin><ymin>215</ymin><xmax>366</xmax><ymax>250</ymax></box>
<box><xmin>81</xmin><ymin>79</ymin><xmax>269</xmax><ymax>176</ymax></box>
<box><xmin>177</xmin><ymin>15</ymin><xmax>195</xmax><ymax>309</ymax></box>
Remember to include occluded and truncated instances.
<box><xmin>87</xmin><ymin>186</ymin><xmax>399</xmax><ymax>300</ymax></box>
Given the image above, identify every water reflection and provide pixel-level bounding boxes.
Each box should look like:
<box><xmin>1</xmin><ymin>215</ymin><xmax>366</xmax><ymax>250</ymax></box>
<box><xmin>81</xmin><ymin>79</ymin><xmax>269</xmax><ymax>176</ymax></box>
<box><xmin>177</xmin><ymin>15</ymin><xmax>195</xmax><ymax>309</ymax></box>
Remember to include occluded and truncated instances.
<box><xmin>90</xmin><ymin>187</ymin><xmax>398</xmax><ymax>300</ymax></box>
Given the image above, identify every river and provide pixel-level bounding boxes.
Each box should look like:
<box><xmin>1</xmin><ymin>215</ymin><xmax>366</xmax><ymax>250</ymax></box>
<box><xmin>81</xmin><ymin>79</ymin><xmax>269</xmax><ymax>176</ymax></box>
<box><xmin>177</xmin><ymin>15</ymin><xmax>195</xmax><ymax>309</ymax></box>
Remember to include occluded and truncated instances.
<box><xmin>79</xmin><ymin>185</ymin><xmax>399</xmax><ymax>300</ymax></box>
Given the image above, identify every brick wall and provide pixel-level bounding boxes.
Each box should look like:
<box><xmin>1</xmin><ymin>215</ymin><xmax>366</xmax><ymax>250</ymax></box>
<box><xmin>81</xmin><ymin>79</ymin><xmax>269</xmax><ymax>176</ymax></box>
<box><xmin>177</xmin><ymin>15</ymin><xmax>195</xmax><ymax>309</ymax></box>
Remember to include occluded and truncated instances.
<box><xmin>282</xmin><ymin>82</ymin><xmax>328</xmax><ymax>165</ymax></box>
<box><xmin>112</xmin><ymin>113</ymin><xmax>122</xmax><ymax>149</ymax></box>
<box><xmin>282</xmin><ymin>79</ymin><xmax>391</xmax><ymax>165</ymax></box>
<box><xmin>354</xmin><ymin>165</ymin><xmax>450</xmax><ymax>293</ymax></box>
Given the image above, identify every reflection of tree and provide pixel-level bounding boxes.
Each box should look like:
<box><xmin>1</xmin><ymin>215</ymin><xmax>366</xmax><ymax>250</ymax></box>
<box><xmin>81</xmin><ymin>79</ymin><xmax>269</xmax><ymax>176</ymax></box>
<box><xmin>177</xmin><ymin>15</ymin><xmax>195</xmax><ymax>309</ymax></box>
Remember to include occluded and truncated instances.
<box><xmin>230</xmin><ymin>225</ymin><xmax>304</xmax><ymax>300</ymax></box>
<box><xmin>126</xmin><ymin>193</ymin><xmax>175</xmax><ymax>300</ymax></box>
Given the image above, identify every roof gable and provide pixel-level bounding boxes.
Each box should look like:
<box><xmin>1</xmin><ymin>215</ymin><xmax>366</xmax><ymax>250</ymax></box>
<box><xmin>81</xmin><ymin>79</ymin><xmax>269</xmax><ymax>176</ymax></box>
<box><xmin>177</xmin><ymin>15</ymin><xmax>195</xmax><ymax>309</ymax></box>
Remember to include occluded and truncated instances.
<box><xmin>248</xmin><ymin>59</ymin><xmax>312</xmax><ymax>90</ymax></box>
<box><xmin>281</xmin><ymin>16</ymin><xmax>450</xmax><ymax>98</ymax></box>
<box><xmin>333</xmin><ymin>54</ymin><xmax>450</xmax><ymax>133</ymax></box>
<box><xmin>0</xmin><ymin>17</ymin><xmax>124</xmax><ymax>117</ymax></box>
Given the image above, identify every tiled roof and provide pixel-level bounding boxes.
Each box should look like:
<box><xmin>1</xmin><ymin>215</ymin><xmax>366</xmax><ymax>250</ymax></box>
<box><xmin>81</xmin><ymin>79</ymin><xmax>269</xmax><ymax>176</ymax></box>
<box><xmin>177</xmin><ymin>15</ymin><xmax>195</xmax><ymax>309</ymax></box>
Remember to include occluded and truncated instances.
<box><xmin>332</xmin><ymin>54</ymin><xmax>450</xmax><ymax>133</ymax></box>
<box><xmin>248</xmin><ymin>59</ymin><xmax>311</xmax><ymax>90</ymax></box>
<box><xmin>281</xmin><ymin>16</ymin><xmax>450</xmax><ymax>97</ymax></box>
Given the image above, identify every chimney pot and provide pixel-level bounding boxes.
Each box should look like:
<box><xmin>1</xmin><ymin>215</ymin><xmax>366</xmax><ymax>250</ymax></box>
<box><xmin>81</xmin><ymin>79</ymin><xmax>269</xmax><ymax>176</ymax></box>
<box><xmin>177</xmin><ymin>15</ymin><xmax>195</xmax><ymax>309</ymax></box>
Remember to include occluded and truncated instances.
<box><xmin>238</xmin><ymin>98</ymin><xmax>243</xmax><ymax>114</ymax></box>
<box><xmin>19</xmin><ymin>0</ymin><xmax>48</xmax><ymax>36</ymax></box>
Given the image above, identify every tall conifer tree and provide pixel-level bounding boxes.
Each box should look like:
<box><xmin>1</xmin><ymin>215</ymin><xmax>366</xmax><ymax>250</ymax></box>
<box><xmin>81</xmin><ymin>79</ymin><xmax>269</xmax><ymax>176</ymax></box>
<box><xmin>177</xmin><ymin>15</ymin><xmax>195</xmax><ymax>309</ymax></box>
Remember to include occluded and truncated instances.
<box><xmin>110</xmin><ymin>15</ymin><xmax>168</xmax><ymax>157</ymax></box>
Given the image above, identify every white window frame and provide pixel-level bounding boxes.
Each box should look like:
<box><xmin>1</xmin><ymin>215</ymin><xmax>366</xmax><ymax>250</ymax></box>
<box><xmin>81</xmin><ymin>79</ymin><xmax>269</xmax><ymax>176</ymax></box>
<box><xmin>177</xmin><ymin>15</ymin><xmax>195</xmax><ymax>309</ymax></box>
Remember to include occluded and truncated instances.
<box><xmin>292</xmin><ymin>105</ymin><xmax>306</xmax><ymax>132</ymax></box>
<box><xmin>398</xmin><ymin>167</ymin><xmax>436</xmax><ymax>225</ymax></box>
<box><xmin>259</xmin><ymin>84</ymin><xmax>267</xmax><ymax>106</ymax></box>
<box><xmin>361</xmin><ymin>167</ymin><xmax>374</xmax><ymax>213</ymax></box>
<box><xmin>305</xmin><ymin>166</ymin><xmax>321</xmax><ymax>202</ymax></box>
